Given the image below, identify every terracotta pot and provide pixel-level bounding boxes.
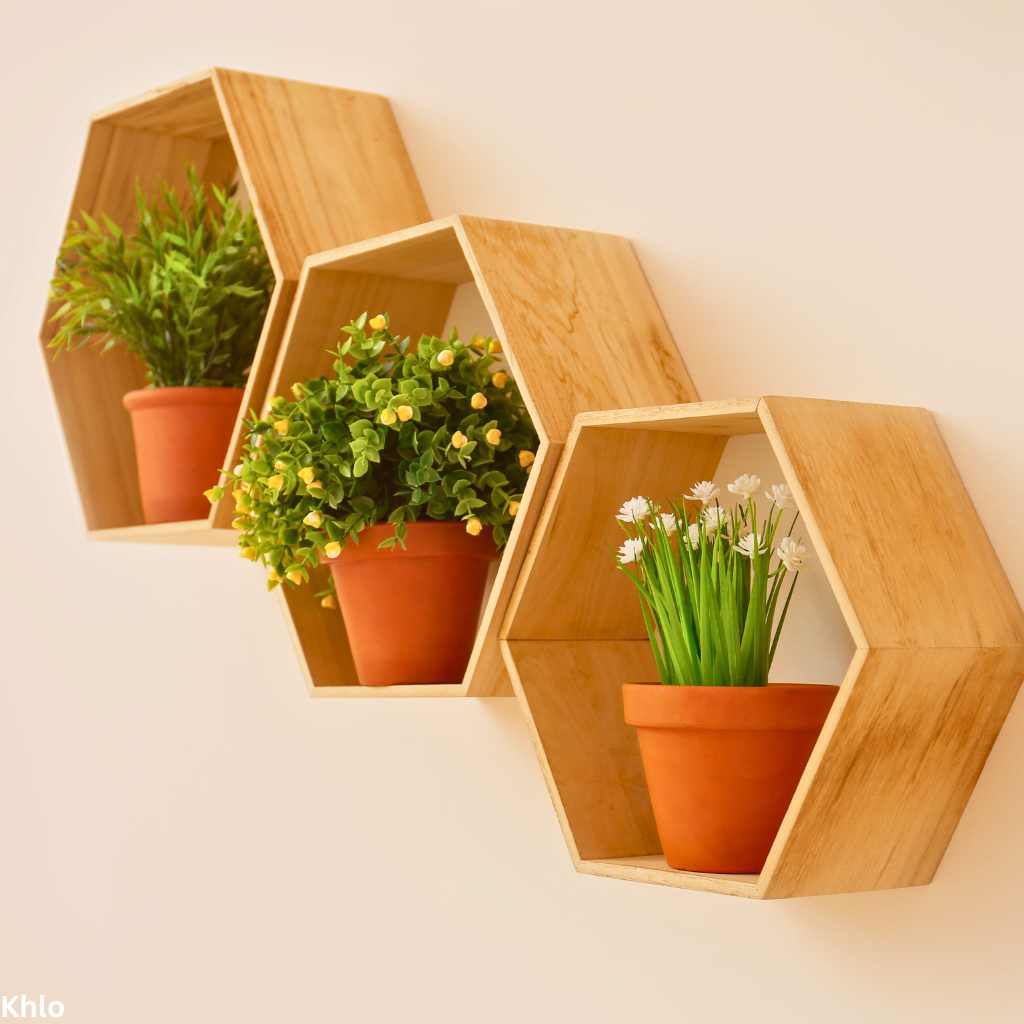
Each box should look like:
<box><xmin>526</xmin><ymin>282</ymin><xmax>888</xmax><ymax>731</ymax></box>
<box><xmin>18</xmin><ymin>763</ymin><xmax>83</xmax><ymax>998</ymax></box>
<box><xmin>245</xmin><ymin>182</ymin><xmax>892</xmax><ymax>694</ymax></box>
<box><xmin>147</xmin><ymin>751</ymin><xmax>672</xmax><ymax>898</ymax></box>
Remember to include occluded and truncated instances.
<box><xmin>122</xmin><ymin>387</ymin><xmax>243</xmax><ymax>524</ymax></box>
<box><xmin>623</xmin><ymin>682</ymin><xmax>839</xmax><ymax>873</ymax></box>
<box><xmin>325</xmin><ymin>521</ymin><xmax>498</xmax><ymax>686</ymax></box>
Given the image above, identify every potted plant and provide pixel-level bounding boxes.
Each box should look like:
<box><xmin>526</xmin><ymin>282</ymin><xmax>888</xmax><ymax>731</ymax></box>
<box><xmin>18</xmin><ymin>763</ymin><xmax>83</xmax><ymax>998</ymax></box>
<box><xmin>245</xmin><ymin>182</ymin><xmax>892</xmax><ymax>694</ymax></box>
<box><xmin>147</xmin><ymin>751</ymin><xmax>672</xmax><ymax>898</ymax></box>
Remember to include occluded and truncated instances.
<box><xmin>616</xmin><ymin>477</ymin><xmax>838</xmax><ymax>873</ymax></box>
<box><xmin>211</xmin><ymin>313</ymin><xmax>537</xmax><ymax>685</ymax></box>
<box><xmin>48</xmin><ymin>168</ymin><xmax>273</xmax><ymax>524</ymax></box>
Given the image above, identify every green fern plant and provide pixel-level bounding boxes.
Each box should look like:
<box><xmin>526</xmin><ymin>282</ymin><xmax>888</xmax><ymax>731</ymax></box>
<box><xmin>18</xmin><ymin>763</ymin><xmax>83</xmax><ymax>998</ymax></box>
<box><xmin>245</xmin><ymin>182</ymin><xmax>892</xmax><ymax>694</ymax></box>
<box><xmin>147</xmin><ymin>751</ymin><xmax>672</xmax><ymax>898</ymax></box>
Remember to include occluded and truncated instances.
<box><xmin>48</xmin><ymin>167</ymin><xmax>273</xmax><ymax>388</ymax></box>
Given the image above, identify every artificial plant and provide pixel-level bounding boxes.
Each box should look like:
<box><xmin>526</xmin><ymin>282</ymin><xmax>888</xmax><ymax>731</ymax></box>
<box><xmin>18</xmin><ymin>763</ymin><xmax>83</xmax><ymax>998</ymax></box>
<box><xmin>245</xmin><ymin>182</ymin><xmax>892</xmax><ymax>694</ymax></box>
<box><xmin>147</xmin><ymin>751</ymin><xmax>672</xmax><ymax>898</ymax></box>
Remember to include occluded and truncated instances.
<box><xmin>48</xmin><ymin>167</ymin><xmax>272</xmax><ymax>388</ymax></box>
<box><xmin>615</xmin><ymin>476</ymin><xmax>810</xmax><ymax>686</ymax></box>
<box><xmin>210</xmin><ymin>313</ymin><xmax>538</xmax><ymax>589</ymax></box>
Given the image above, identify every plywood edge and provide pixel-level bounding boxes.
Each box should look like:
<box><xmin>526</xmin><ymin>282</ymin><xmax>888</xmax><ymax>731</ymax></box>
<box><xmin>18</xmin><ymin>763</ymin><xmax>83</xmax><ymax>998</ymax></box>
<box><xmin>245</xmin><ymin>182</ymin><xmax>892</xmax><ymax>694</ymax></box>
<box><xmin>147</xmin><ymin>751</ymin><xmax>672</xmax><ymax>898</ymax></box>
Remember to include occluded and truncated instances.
<box><xmin>208</xmin><ymin>70</ymin><xmax>284</xmax><ymax>282</ymax></box>
<box><xmin>209</xmin><ymin>277</ymin><xmax>296</xmax><ymax>529</ymax></box>
<box><xmin>577</xmin><ymin>857</ymin><xmax>762</xmax><ymax>898</ymax></box>
<box><xmin>90</xmin><ymin>68</ymin><xmax>216</xmax><ymax>121</ymax></box>
<box><xmin>458</xmin><ymin>212</ymin><xmax>634</xmax><ymax>245</ymax></box>
<box><xmin>756</xmin><ymin>647</ymin><xmax>867</xmax><ymax>896</ymax></box>
<box><xmin>501</xmin><ymin>640</ymin><xmax>587</xmax><ymax>864</ymax></box>
<box><xmin>503</xmin><ymin>423</ymin><xmax>593</xmax><ymax>634</ymax></box>
<box><xmin>309</xmin><ymin>683</ymin><xmax>467</xmax><ymax>699</ymax></box>
<box><xmin>212</xmin><ymin>66</ymin><xmax>390</xmax><ymax>102</ymax></box>
<box><xmin>88</xmin><ymin>521</ymin><xmax>237</xmax><ymax>546</ymax></box>
<box><xmin>465</xmin><ymin>440</ymin><xmax>563</xmax><ymax>694</ymax></box>
<box><xmin>757</xmin><ymin>397</ymin><xmax>870</xmax><ymax>650</ymax></box>
<box><xmin>574</xmin><ymin>399</ymin><xmax>761</xmax><ymax>431</ymax></box>
<box><xmin>451</xmin><ymin>218</ymin><xmax>543</xmax><ymax>443</ymax></box>
<box><xmin>262</xmin><ymin>262</ymin><xmax>320</xmax><ymax>405</ymax></box>
<box><xmin>303</xmin><ymin>217</ymin><xmax>462</xmax><ymax>272</ymax></box>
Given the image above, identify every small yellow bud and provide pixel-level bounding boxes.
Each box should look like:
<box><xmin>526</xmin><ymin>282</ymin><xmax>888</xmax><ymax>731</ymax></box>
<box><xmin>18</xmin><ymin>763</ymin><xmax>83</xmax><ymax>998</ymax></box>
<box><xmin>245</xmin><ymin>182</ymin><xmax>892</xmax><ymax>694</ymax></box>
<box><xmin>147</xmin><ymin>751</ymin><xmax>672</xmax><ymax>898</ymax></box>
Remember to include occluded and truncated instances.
<box><xmin>488</xmin><ymin>339</ymin><xmax>502</xmax><ymax>354</ymax></box>
<box><xmin>273</xmin><ymin>419</ymin><xmax>289</xmax><ymax>435</ymax></box>
<box><xmin>324</xmin><ymin>541</ymin><xmax>342</xmax><ymax>559</ymax></box>
<box><xmin>267</xmin><ymin>474</ymin><xmax>285</xmax><ymax>491</ymax></box>
<box><xmin>380</xmin><ymin>408</ymin><xmax>397</xmax><ymax>426</ymax></box>
<box><xmin>491</xmin><ymin>371</ymin><xmax>509</xmax><ymax>389</ymax></box>
<box><xmin>291</xmin><ymin>382</ymin><xmax>305</xmax><ymax>400</ymax></box>
<box><xmin>232</xmin><ymin>487</ymin><xmax>245</xmax><ymax>502</ymax></box>
<box><xmin>235</xmin><ymin>497</ymin><xmax>251</xmax><ymax>514</ymax></box>
<box><xmin>465</xmin><ymin>517</ymin><xmax>483</xmax><ymax>537</ymax></box>
<box><xmin>518</xmin><ymin>450</ymin><xmax>535</xmax><ymax>468</ymax></box>
<box><xmin>471</xmin><ymin>336</ymin><xmax>487</xmax><ymax>351</ymax></box>
<box><xmin>287</xmin><ymin>570</ymin><xmax>304</xmax><ymax>585</ymax></box>
<box><xmin>320</xmin><ymin>595</ymin><xmax>337</xmax><ymax>610</ymax></box>
<box><xmin>470</xmin><ymin>392</ymin><xmax>488</xmax><ymax>410</ymax></box>
<box><xmin>437</xmin><ymin>349</ymin><xmax>455</xmax><ymax>367</ymax></box>
<box><xmin>241</xmin><ymin>546</ymin><xmax>258</xmax><ymax>561</ymax></box>
<box><xmin>270</xmin><ymin>395</ymin><xmax>286</xmax><ymax>411</ymax></box>
<box><xmin>308</xmin><ymin>479</ymin><xmax>324</xmax><ymax>491</ymax></box>
<box><xmin>397</xmin><ymin>405</ymin><xmax>414</xmax><ymax>422</ymax></box>
<box><xmin>508</xmin><ymin>500</ymin><xmax>520</xmax><ymax>516</ymax></box>
<box><xmin>369</xmin><ymin>314</ymin><xmax>388</xmax><ymax>331</ymax></box>
<box><xmin>485</xmin><ymin>428</ymin><xmax>502</xmax><ymax>446</ymax></box>
<box><xmin>298</xmin><ymin>467</ymin><xmax>315</xmax><ymax>485</ymax></box>
<box><xmin>268</xmin><ymin>569</ymin><xmax>280</xmax><ymax>583</ymax></box>
<box><xmin>231</xmin><ymin>516</ymin><xmax>249</xmax><ymax>530</ymax></box>
<box><xmin>204</xmin><ymin>487</ymin><xmax>220</xmax><ymax>503</ymax></box>
<box><xmin>451</xmin><ymin>431</ymin><xmax>468</xmax><ymax>449</ymax></box>
<box><xmin>274</xmin><ymin>459</ymin><xmax>287</xmax><ymax>471</ymax></box>
<box><xmin>303</xmin><ymin>510</ymin><xmax>322</xmax><ymax>528</ymax></box>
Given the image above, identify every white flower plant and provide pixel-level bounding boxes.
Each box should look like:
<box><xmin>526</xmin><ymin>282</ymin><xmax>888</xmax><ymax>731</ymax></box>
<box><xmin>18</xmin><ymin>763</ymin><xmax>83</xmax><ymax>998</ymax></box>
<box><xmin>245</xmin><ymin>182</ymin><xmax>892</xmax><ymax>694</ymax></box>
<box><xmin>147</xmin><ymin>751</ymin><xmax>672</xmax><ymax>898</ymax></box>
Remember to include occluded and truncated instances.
<box><xmin>615</xmin><ymin>475</ymin><xmax>810</xmax><ymax>686</ymax></box>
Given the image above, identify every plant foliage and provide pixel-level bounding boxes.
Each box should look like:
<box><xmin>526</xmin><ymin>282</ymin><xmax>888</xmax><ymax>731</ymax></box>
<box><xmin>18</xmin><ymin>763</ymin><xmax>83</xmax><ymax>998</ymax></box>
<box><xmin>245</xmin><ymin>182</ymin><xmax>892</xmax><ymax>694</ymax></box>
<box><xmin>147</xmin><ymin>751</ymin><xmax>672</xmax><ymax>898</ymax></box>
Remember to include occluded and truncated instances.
<box><xmin>615</xmin><ymin>479</ymin><xmax>809</xmax><ymax>686</ymax></box>
<box><xmin>48</xmin><ymin>167</ymin><xmax>273</xmax><ymax>388</ymax></box>
<box><xmin>208</xmin><ymin>314</ymin><xmax>539</xmax><ymax>589</ymax></box>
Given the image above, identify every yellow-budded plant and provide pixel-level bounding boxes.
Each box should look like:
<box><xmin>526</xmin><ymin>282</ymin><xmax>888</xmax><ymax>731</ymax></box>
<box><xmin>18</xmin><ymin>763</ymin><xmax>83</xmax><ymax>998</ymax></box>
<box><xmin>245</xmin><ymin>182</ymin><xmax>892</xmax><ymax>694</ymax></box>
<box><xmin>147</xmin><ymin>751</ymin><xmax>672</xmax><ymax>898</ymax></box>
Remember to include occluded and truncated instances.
<box><xmin>208</xmin><ymin>313</ymin><xmax>538</xmax><ymax>589</ymax></box>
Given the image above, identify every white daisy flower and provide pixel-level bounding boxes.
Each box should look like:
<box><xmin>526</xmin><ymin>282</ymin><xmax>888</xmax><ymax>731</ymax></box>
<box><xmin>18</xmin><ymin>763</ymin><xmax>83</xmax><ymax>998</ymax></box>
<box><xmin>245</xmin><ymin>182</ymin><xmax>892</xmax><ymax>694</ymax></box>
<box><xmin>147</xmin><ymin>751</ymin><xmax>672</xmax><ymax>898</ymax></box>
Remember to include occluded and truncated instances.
<box><xmin>618</xmin><ymin>536</ymin><xmax>645</xmax><ymax>565</ymax></box>
<box><xmin>659</xmin><ymin>512</ymin><xmax>678</xmax><ymax>535</ymax></box>
<box><xmin>702</xmin><ymin>506</ymin><xmax>729</xmax><ymax>534</ymax></box>
<box><xmin>778</xmin><ymin>536</ymin><xmax>809</xmax><ymax>571</ymax></box>
<box><xmin>727</xmin><ymin>474</ymin><xmax>761</xmax><ymax>500</ymax></box>
<box><xmin>735</xmin><ymin>531</ymin><xmax>768</xmax><ymax>558</ymax></box>
<box><xmin>616</xmin><ymin>496</ymin><xmax>654</xmax><ymax>523</ymax></box>
<box><xmin>686</xmin><ymin>522</ymin><xmax>702</xmax><ymax>546</ymax></box>
<box><xmin>684</xmin><ymin>480</ymin><xmax>719</xmax><ymax>505</ymax></box>
<box><xmin>764</xmin><ymin>483</ymin><xmax>794</xmax><ymax>509</ymax></box>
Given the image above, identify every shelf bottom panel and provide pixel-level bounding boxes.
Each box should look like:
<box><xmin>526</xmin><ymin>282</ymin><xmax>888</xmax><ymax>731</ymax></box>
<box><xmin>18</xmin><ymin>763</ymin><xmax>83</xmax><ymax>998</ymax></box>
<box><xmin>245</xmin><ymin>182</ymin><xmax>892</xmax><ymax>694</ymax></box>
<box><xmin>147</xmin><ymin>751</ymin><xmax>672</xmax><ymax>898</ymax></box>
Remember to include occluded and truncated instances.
<box><xmin>309</xmin><ymin>683</ymin><xmax>467</xmax><ymax>699</ymax></box>
<box><xmin>89</xmin><ymin>521</ymin><xmax>236</xmax><ymax>547</ymax></box>
<box><xmin>578</xmin><ymin>855</ymin><xmax>761</xmax><ymax>898</ymax></box>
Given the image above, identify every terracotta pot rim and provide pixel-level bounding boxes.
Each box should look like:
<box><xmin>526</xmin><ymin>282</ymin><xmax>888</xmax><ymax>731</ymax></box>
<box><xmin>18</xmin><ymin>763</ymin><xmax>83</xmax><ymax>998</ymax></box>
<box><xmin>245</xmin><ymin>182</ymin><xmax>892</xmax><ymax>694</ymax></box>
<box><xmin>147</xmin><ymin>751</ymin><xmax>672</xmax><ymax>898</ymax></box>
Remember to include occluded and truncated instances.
<box><xmin>123</xmin><ymin>386</ymin><xmax>245</xmax><ymax>411</ymax></box>
<box><xmin>320</xmin><ymin>521</ymin><xmax>499</xmax><ymax>566</ymax></box>
<box><xmin>623</xmin><ymin>682</ymin><xmax>839</xmax><ymax>732</ymax></box>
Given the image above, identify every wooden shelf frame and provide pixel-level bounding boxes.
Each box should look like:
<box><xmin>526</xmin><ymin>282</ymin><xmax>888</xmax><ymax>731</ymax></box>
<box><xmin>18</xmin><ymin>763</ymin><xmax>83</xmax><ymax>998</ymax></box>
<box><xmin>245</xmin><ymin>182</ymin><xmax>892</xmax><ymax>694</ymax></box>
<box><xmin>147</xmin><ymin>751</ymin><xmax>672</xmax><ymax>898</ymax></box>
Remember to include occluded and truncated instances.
<box><xmin>501</xmin><ymin>398</ymin><xmax>1024</xmax><ymax>898</ymax></box>
<box><xmin>41</xmin><ymin>68</ymin><xmax>430</xmax><ymax>543</ymax></box>
<box><xmin>250</xmin><ymin>215</ymin><xmax>699</xmax><ymax>699</ymax></box>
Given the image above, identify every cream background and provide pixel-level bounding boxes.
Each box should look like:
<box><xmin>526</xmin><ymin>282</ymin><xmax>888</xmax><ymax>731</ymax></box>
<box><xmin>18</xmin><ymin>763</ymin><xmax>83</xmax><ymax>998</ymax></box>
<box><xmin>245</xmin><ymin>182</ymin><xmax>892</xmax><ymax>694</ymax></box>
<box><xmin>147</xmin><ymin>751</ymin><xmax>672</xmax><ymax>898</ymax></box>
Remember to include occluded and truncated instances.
<box><xmin>2</xmin><ymin>2</ymin><xmax>1023</xmax><ymax>1021</ymax></box>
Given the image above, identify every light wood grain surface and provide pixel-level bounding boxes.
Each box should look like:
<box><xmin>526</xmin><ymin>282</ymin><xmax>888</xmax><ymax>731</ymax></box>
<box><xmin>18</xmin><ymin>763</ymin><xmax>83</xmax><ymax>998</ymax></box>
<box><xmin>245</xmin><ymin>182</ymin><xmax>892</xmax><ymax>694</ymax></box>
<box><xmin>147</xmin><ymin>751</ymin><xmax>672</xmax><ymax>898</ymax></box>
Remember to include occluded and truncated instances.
<box><xmin>761</xmin><ymin>644</ymin><xmax>1024</xmax><ymax>897</ymax></box>
<box><xmin>761</xmin><ymin>395</ymin><xmax>1024</xmax><ymax>649</ymax></box>
<box><xmin>502</xmin><ymin>397</ymin><xmax>1024</xmax><ymax>897</ymax></box>
<box><xmin>41</xmin><ymin>68</ymin><xmax>430</xmax><ymax>540</ymax></box>
<box><xmin>261</xmin><ymin>216</ymin><xmax>699</xmax><ymax>697</ymax></box>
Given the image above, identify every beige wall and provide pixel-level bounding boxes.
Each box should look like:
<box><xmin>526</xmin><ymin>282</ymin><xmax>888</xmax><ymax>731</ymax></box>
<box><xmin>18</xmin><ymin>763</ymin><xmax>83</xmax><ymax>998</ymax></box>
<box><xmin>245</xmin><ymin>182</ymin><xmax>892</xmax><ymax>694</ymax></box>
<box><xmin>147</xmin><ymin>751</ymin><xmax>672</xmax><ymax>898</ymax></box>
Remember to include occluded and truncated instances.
<box><xmin>2</xmin><ymin>2</ymin><xmax>1022</xmax><ymax>1021</ymax></box>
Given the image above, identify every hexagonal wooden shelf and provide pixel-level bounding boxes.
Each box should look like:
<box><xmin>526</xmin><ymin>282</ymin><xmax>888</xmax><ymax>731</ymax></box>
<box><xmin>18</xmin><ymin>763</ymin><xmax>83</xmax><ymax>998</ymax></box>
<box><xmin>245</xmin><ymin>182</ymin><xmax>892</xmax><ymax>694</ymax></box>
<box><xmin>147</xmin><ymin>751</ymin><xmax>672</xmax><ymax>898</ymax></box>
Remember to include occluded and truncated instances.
<box><xmin>247</xmin><ymin>215</ymin><xmax>699</xmax><ymax>698</ymax></box>
<box><xmin>41</xmin><ymin>67</ymin><xmax>429</xmax><ymax>544</ymax></box>
<box><xmin>501</xmin><ymin>398</ymin><xmax>1024</xmax><ymax>898</ymax></box>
